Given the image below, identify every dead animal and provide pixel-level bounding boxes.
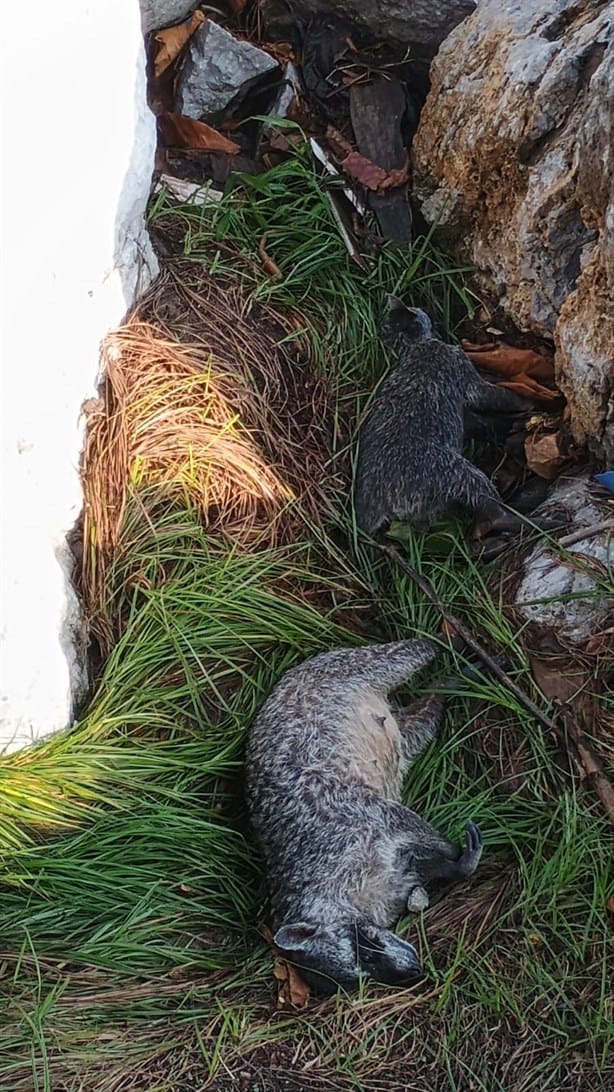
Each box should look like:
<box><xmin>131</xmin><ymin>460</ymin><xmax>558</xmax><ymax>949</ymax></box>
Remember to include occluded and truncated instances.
<box><xmin>246</xmin><ymin>636</ymin><xmax>482</xmax><ymax>994</ymax></box>
<box><xmin>353</xmin><ymin>298</ymin><xmax>566</xmax><ymax>551</ymax></box>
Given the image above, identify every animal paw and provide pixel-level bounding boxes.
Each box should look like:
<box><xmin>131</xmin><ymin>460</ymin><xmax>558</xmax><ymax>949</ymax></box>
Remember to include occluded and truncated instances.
<box><xmin>456</xmin><ymin>821</ymin><xmax>483</xmax><ymax>878</ymax></box>
<box><xmin>406</xmin><ymin>884</ymin><xmax>429</xmax><ymax>912</ymax></box>
<box><xmin>470</xmin><ymin>534</ymin><xmax>514</xmax><ymax>561</ymax></box>
<box><xmin>472</xmin><ymin>510</ymin><xmax>522</xmax><ymax>540</ymax></box>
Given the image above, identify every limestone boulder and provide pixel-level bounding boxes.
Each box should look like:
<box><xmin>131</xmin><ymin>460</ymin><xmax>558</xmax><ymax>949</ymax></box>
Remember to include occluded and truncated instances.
<box><xmin>413</xmin><ymin>0</ymin><xmax>614</xmax><ymax>461</ymax></box>
<box><xmin>514</xmin><ymin>478</ymin><xmax>613</xmax><ymax>647</ymax></box>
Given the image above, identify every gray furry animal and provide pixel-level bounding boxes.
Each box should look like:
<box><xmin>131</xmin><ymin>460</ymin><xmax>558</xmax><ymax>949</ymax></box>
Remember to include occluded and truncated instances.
<box><xmin>353</xmin><ymin>297</ymin><xmax>532</xmax><ymax>540</ymax></box>
<box><xmin>246</xmin><ymin>637</ymin><xmax>482</xmax><ymax>994</ymax></box>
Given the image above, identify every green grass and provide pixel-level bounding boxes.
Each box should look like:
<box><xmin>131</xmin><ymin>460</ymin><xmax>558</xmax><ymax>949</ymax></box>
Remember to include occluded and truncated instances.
<box><xmin>1</xmin><ymin>146</ymin><xmax>612</xmax><ymax>1091</ymax></box>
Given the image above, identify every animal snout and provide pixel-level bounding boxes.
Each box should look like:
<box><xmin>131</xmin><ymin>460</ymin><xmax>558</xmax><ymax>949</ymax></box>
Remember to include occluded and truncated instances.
<box><xmin>356</xmin><ymin>922</ymin><xmax>423</xmax><ymax>987</ymax></box>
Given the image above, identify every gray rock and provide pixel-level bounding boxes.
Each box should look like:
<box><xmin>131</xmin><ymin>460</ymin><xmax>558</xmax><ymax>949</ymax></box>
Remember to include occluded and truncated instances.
<box><xmin>140</xmin><ymin>1</ymin><xmax>196</xmax><ymax>34</ymax></box>
<box><xmin>413</xmin><ymin>0</ymin><xmax>614</xmax><ymax>461</ymax></box>
<box><xmin>176</xmin><ymin>19</ymin><xmax>279</xmax><ymax>122</ymax></box>
<box><xmin>292</xmin><ymin>0</ymin><xmax>476</xmax><ymax>53</ymax></box>
<box><xmin>514</xmin><ymin>479</ymin><xmax>613</xmax><ymax>646</ymax></box>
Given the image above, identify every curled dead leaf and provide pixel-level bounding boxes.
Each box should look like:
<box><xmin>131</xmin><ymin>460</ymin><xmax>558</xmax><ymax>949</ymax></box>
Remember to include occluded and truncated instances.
<box><xmin>158</xmin><ymin>113</ymin><xmax>240</xmax><ymax>155</ymax></box>
<box><xmin>258</xmin><ymin>233</ymin><xmax>282</xmax><ymax>279</ymax></box>
<box><xmin>273</xmin><ymin>957</ymin><xmax>310</xmax><ymax>1009</ymax></box>
<box><xmin>462</xmin><ymin>340</ymin><xmax>559</xmax><ymax>402</ymax></box>
<box><xmin>154</xmin><ymin>11</ymin><xmax>205</xmax><ymax>78</ymax></box>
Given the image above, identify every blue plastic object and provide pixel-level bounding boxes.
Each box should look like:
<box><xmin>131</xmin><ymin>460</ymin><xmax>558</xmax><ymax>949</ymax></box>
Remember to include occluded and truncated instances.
<box><xmin>593</xmin><ymin>471</ymin><xmax>614</xmax><ymax>494</ymax></box>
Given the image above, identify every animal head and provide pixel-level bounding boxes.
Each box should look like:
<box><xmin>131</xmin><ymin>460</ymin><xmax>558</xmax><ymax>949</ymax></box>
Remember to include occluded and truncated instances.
<box><xmin>273</xmin><ymin>917</ymin><xmax>423</xmax><ymax>995</ymax></box>
<box><xmin>381</xmin><ymin>297</ymin><xmax>435</xmax><ymax>350</ymax></box>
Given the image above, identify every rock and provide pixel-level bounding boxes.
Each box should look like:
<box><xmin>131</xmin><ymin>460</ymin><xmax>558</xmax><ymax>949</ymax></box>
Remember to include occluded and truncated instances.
<box><xmin>412</xmin><ymin>0</ymin><xmax>614</xmax><ymax>461</ymax></box>
<box><xmin>514</xmin><ymin>479</ymin><xmax>613</xmax><ymax>647</ymax></box>
<box><xmin>176</xmin><ymin>20</ymin><xmax>279</xmax><ymax>122</ymax></box>
<box><xmin>140</xmin><ymin>1</ymin><xmax>196</xmax><ymax>34</ymax></box>
<box><xmin>291</xmin><ymin>0</ymin><xmax>476</xmax><ymax>55</ymax></box>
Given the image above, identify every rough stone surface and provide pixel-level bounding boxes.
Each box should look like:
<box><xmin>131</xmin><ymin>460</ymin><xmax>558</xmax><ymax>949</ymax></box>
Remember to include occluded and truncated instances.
<box><xmin>292</xmin><ymin>0</ymin><xmax>476</xmax><ymax>52</ymax></box>
<box><xmin>140</xmin><ymin>0</ymin><xmax>195</xmax><ymax>34</ymax></box>
<box><xmin>515</xmin><ymin>479</ymin><xmax>613</xmax><ymax>646</ymax></box>
<box><xmin>413</xmin><ymin>0</ymin><xmax>614</xmax><ymax>461</ymax></box>
<box><xmin>176</xmin><ymin>20</ymin><xmax>279</xmax><ymax>122</ymax></box>
<box><xmin>1</xmin><ymin>1</ymin><xmax>158</xmax><ymax>753</ymax></box>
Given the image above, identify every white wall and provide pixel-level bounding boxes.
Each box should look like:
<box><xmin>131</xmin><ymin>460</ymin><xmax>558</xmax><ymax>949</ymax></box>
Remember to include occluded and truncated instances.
<box><xmin>0</xmin><ymin>1</ymin><xmax>158</xmax><ymax>752</ymax></box>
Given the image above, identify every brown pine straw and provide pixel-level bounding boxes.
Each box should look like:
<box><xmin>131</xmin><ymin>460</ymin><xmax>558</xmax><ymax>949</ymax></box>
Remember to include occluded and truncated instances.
<box><xmin>80</xmin><ymin>279</ymin><xmax>340</xmax><ymax>645</ymax></box>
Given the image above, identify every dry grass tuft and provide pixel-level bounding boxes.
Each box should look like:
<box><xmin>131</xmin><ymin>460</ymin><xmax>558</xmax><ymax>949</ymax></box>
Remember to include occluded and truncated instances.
<box><xmin>81</xmin><ymin>268</ymin><xmax>343</xmax><ymax>643</ymax></box>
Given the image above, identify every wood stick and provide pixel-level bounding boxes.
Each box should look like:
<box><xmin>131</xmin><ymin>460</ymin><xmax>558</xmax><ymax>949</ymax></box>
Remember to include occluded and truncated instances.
<box><xmin>561</xmin><ymin>712</ymin><xmax>614</xmax><ymax>827</ymax></box>
<box><xmin>376</xmin><ymin>542</ymin><xmax>562</xmax><ymax>738</ymax></box>
<box><xmin>557</xmin><ymin>519</ymin><xmax>614</xmax><ymax>549</ymax></box>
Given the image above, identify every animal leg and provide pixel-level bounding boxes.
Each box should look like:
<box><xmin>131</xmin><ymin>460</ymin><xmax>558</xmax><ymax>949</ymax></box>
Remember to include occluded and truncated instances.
<box><xmin>394</xmin><ymin>693</ymin><xmax>446</xmax><ymax>771</ymax></box>
<box><xmin>466</xmin><ymin>374</ymin><xmax>530</xmax><ymax>416</ymax></box>
<box><xmin>342</xmin><ymin>638</ymin><xmax>441</xmax><ymax>694</ymax></box>
<box><xmin>443</xmin><ymin>456</ymin><xmax>523</xmax><ymax>539</ymax></box>
<box><xmin>387</xmin><ymin>805</ymin><xmax>484</xmax><ymax>891</ymax></box>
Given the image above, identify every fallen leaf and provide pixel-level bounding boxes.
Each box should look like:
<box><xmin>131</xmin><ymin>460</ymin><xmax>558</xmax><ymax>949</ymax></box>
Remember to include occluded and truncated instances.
<box><xmin>258</xmin><ymin>233</ymin><xmax>282</xmax><ymax>279</ymax></box>
<box><xmin>462</xmin><ymin>340</ymin><xmax>559</xmax><ymax>402</ymax></box>
<box><xmin>525</xmin><ymin>430</ymin><xmax>568</xmax><ymax>480</ymax></box>
<box><xmin>339</xmin><ymin>150</ymin><xmax>410</xmax><ymax>193</ymax></box>
<box><xmin>607</xmin><ymin>895</ymin><xmax>614</xmax><ymax>914</ymax></box>
<box><xmin>325</xmin><ymin>124</ymin><xmax>354</xmax><ymax>157</ymax></box>
<box><xmin>585</xmin><ymin>627</ymin><xmax>614</xmax><ymax>656</ymax></box>
<box><xmin>261</xmin><ymin>40</ymin><xmax>297</xmax><ymax>64</ymax></box>
<box><xmin>378</xmin><ymin>154</ymin><xmax>411</xmax><ymax>192</ymax></box>
<box><xmin>154</xmin><ymin>11</ymin><xmax>205</xmax><ymax>78</ymax></box>
<box><xmin>158</xmin><ymin>113</ymin><xmax>240</xmax><ymax>155</ymax></box>
<box><xmin>529</xmin><ymin>656</ymin><xmax>587</xmax><ymax>703</ymax></box>
<box><xmin>273</xmin><ymin>957</ymin><xmax>310</xmax><ymax>1009</ymax></box>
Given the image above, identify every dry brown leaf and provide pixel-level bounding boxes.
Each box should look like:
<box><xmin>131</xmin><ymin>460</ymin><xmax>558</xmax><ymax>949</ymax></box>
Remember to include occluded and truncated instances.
<box><xmin>154</xmin><ymin>11</ymin><xmax>205</xmax><ymax>77</ymax></box>
<box><xmin>340</xmin><ymin>151</ymin><xmax>387</xmax><ymax>190</ymax></box>
<box><xmin>273</xmin><ymin>957</ymin><xmax>311</xmax><ymax>1010</ymax></box>
<box><xmin>607</xmin><ymin>894</ymin><xmax>614</xmax><ymax>914</ymax></box>
<box><xmin>525</xmin><ymin>430</ymin><xmax>568</xmax><ymax>480</ymax></box>
<box><xmin>258</xmin><ymin>234</ymin><xmax>282</xmax><ymax>280</ymax></box>
<box><xmin>378</xmin><ymin>154</ymin><xmax>411</xmax><ymax>192</ymax></box>
<box><xmin>158</xmin><ymin>113</ymin><xmax>240</xmax><ymax>155</ymax></box>
<box><xmin>462</xmin><ymin>340</ymin><xmax>559</xmax><ymax>402</ymax></box>
<box><xmin>585</xmin><ymin>627</ymin><xmax>614</xmax><ymax>656</ymax></box>
<box><xmin>262</xmin><ymin>40</ymin><xmax>297</xmax><ymax>64</ymax></box>
<box><xmin>339</xmin><ymin>150</ymin><xmax>410</xmax><ymax>192</ymax></box>
<box><xmin>529</xmin><ymin>656</ymin><xmax>587</xmax><ymax>703</ymax></box>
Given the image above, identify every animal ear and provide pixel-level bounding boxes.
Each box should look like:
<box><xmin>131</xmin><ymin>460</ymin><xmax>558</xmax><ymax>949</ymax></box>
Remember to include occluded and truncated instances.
<box><xmin>273</xmin><ymin>922</ymin><xmax>322</xmax><ymax>953</ymax></box>
<box><xmin>385</xmin><ymin>293</ymin><xmax>407</xmax><ymax>312</ymax></box>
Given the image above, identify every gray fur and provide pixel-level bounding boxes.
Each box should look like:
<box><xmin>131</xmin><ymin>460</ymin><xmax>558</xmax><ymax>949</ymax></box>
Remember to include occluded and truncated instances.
<box><xmin>246</xmin><ymin>637</ymin><xmax>483</xmax><ymax>993</ymax></box>
<box><xmin>354</xmin><ymin>300</ymin><xmax>527</xmax><ymax>536</ymax></box>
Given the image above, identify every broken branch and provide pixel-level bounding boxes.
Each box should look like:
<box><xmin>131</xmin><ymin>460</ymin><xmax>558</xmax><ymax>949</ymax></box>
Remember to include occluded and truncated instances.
<box><xmin>376</xmin><ymin>542</ymin><xmax>561</xmax><ymax>736</ymax></box>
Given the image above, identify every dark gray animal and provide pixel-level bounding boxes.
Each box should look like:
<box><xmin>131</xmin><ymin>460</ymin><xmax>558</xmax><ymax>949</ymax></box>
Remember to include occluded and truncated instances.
<box><xmin>353</xmin><ymin>298</ymin><xmax>534</xmax><ymax>540</ymax></box>
<box><xmin>246</xmin><ymin>637</ymin><xmax>482</xmax><ymax>994</ymax></box>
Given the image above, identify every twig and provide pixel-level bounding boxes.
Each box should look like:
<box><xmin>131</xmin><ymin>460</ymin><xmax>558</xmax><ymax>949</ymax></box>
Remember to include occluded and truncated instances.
<box><xmin>557</xmin><ymin>519</ymin><xmax>614</xmax><ymax>549</ymax></box>
<box><xmin>376</xmin><ymin>542</ymin><xmax>562</xmax><ymax>738</ymax></box>
<box><xmin>560</xmin><ymin>710</ymin><xmax>614</xmax><ymax>827</ymax></box>
<box><xmin>368</xmin><ymin>540</ymin><xmax>614</xmax><ymax>826</ymax></box>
